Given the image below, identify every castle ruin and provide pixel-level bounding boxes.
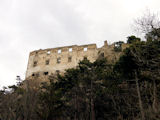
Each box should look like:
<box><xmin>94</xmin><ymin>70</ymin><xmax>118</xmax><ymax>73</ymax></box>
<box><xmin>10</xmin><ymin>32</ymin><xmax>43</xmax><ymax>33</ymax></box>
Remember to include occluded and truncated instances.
<box><xmin>26</xmin><ymin>41</ymin><xmax>128</xmax><ymax>79</ymax></box>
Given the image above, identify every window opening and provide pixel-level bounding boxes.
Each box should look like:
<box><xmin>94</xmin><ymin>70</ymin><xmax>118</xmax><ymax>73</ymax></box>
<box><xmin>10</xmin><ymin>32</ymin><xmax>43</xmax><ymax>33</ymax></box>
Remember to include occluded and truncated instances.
<box><xmin>101</xmin><ymin>53</ymin><xmax>104</xmax><ymax>57</ymax></box>
<box><xmin>33</xmin><ymin>61</ymin><xmax>37</xmax><ymax>67</ymax></box>
<box><xmin>46</xmin><ymin>60</ymin><xmax>50</xmax><ymax>65</ymax></box>
<box><xmin>56</xmin><ymin>70</ymin><xmax>60</xmax><ymax>74</ymax></box>
<box><xmin>68</xmin><ymin>56</ymin><xmax>72</xmax><ymax>62</ymax></box>
<box><xmin>58</xmin><ymin>49</ymin><xmax>61</xmax><ymax>54</ymax></box>
<box><xmin>69</xmin><ymin>48</ymin><xmax>72</xmax><ymax>52</ymax></box>
<box><xmin>84</xmin><ymin>47</ymin><xmax>88</xmax><ymax>51</ymax></box>
<box><xmin>44</xmin><ymin>72</ymin><xmax>48</xmax><ymax>75</ymax></box>
<box><xmin>84</xmin><ymin>56</ymin><xmax>87</xmax><ymax>60</ymax></box>
<box><xmin>47</xmin><ymin>51</ymin><xmax>51</xmax><ymax>55</ymax></box>
<box><xmin>32</xmin><ymin>73</ymin><xmax>35</xmax><ymax>76</ymax></box>
<box><xmin>57</xmin><ymin>57</ymin><xmax>61</xmax><ymax>63</ymax></box>
<box><xmin>114</xmin><ymin>41</ymin><xmax>123</xmax><ymax>52</ymax></box>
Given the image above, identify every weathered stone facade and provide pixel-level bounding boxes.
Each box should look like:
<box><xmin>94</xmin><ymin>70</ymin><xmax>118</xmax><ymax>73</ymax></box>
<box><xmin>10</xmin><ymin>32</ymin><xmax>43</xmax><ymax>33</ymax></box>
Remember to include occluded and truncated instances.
<box><xmin>26</xmin><ymin>41</ymin><xmax>128</xmax><ymax>79</ymax></box>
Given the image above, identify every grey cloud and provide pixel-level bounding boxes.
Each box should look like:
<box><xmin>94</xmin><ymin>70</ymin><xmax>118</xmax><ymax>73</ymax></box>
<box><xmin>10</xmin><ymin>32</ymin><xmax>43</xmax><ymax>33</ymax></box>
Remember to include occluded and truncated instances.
<box><xmin>0</xmin><ymin>0</ymin><xmax>160</xmax><ymax>88</ymax></box>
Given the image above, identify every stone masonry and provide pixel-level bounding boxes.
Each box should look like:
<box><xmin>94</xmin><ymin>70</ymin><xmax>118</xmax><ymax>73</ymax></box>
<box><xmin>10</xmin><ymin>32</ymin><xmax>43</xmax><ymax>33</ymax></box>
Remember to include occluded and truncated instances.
<box><xmin>25</xmin><ymin>41</ymin><xmax>128</xmax><ymax>79</ymax></box>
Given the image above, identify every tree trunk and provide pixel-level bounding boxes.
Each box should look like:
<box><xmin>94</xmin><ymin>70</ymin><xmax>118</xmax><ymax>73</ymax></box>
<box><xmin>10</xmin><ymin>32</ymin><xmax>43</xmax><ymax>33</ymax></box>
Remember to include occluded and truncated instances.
<box><xmin>135</xmin><ymin>72</ymin><xmax>145</xmax><ymax>120</ymax></box>
<box><xmin>90</xmin><ymin>77</ymin><xmax>95</xmax><ymax>120</ymax></box>
<box><xmin>74</xmin><ymin>92</ymin><xmax>78</xmax><ymax>120</ymax></box>
<box><xmin>91</xmin><ymin>98</ymin><xmax>95</xmax><ymax>120</ymax></box>
<box><xmin>153</xmin><ymin>79</ymin><xmax>158</xmax><ymax>113</ymax></box>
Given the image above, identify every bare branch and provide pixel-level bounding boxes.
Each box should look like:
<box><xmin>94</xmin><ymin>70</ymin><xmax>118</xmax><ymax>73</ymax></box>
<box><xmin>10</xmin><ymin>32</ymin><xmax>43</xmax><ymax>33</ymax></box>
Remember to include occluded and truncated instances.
<box><xmin>133</xmin><ymin>9</ymin><xmax>160</xmax><ymax>36</ymax></box>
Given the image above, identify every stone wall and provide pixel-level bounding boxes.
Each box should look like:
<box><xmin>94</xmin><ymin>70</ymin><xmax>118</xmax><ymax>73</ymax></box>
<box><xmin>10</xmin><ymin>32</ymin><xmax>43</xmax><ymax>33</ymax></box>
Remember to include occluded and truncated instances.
<box><xmin>26</xmin><ymin>44</ymin><xmax>98</xmax><ymax>78</ymax></box>
<box><xmin>25</xmin><ymin>41</ymin><xmax>129</xmax><ymax>79</ymax></box>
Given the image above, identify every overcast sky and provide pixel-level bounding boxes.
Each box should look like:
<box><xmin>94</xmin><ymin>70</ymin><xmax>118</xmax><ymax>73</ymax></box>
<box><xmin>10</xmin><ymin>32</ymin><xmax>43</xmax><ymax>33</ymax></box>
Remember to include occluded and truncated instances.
<box><xmin>0</xmin><ymin>0</ymin><xmax>160</xmax><ymax>88</ymax></box>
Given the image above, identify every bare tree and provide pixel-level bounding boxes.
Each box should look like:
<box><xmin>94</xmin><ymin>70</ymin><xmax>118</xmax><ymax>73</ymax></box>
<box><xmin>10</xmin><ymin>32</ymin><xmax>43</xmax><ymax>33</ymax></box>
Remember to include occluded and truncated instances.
<box><xmin>134</xmin><ymin>9</ymin><xmax>160</xmax><ymax>33</ymax></box>
<box><xmin>134</xmin><ymin>9</ymin><xmax>160</xmax><ymax>40</ymax></box>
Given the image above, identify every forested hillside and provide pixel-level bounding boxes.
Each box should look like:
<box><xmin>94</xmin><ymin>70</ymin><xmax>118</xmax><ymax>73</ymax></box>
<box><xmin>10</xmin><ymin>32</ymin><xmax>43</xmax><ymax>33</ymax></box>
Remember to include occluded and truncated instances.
<box><xmin>1</xmin><ymin>35</ymin><xmax>160</xmax><ymax>120</ymax></box>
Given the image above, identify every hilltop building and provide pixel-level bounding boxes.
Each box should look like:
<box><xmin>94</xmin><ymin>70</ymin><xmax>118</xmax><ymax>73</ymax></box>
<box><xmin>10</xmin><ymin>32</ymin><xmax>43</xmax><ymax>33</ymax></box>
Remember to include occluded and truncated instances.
<box><xmin>25</xmin><ymin>41</ymin><xmax>128</xmax><ymax>79</ymax></box>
